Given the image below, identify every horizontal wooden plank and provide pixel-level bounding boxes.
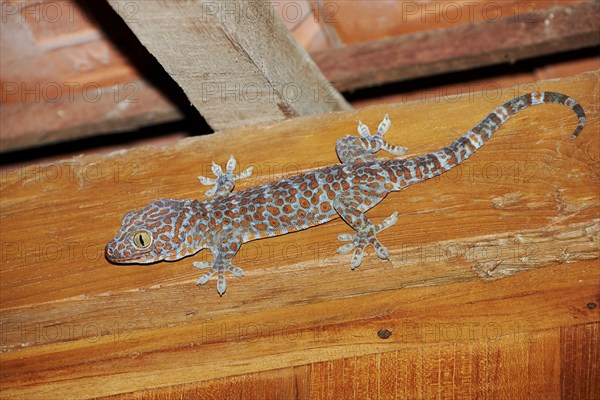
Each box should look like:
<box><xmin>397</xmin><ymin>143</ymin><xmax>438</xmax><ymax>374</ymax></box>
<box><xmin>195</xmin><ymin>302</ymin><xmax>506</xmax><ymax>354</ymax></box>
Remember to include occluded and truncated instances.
<box><xmin>312</xmin><ymin>2</ymin><xmax>600</xmax><ymax>91</ymax></box>
<box><xmin>0</xmin><ymin>0</ymin><xmax>186</xmax><ymax>153</ymax></box>
<box><xmin>1</xmin><ymin>261</ymin><xmax>597</xmax><ymax>399</ymax></box>
<box><xmin>0</xmin><ymin>72</ymin><xmax>598</xmax><ymax>398</ymax></box>
<box><xmin>100</xmin><ymin>324</ymin><xmax>587</xmax><ymax>399</ymax></box>
<box><xmin>97</xmin><ymin>365</ymin><xmax>311</xmax><ymax>400</ymax></box>
<box><xmin>322</xmin><ymin>0</ymin><xmax>585</xmax><ymax>44</ymax></box>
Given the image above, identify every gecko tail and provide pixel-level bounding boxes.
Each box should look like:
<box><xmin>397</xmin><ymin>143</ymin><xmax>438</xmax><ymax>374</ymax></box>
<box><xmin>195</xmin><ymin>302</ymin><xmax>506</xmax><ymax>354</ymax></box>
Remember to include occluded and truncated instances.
<box><xmin>384</xmin><ymin>91</ymin><xmax>586</xmax><ymax>191</ymax></box>
<box><xmin>532</xmin><ymin>92</ymin><xmax>585</xmax><ymax>140</ymax></box>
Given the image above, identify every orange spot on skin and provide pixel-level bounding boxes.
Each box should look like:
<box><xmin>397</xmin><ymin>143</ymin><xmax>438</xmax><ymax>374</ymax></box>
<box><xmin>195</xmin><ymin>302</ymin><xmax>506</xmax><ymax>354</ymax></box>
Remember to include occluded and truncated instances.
<box><xmin>253</xmin><ymin>213</ymin><xmax>265</xmax><ymax>221</ymax></box>
<box><xmin>256</xmin><ymin>223</ymin><xmax>268</xmax><ymax>231</ymax></box>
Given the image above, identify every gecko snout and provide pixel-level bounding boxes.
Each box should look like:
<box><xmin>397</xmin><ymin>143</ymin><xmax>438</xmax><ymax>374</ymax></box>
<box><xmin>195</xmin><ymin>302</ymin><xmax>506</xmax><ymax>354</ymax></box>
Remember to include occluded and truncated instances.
<box><xmin>105</xmin><ymin>241</ymin><xmax>116</xmax><ymax>260</ymax></box>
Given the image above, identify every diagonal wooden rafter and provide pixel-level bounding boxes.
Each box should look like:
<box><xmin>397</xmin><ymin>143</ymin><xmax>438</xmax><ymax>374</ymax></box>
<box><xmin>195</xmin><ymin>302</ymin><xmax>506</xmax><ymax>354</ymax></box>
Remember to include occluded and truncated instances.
<box><xmin>106</xmin><ymin>0</ymin><xmax>351</xmax><ymax>131</ymax></box>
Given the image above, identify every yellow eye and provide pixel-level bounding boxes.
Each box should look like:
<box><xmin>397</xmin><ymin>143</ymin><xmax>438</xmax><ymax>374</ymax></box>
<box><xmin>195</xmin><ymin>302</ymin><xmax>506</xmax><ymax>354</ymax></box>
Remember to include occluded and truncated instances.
<box><xmin>132</xmin><ymin>230</ymin><xmax>152</xmax><ymax>249</ymax></box>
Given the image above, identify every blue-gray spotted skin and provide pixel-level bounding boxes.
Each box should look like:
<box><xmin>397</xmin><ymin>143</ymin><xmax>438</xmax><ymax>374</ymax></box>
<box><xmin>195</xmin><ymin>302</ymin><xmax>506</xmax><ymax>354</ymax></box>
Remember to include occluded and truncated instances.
<box><xmin>106</xmin><ymin>92</ymin><xmax>586</xmax><ymax>296</ymax></box>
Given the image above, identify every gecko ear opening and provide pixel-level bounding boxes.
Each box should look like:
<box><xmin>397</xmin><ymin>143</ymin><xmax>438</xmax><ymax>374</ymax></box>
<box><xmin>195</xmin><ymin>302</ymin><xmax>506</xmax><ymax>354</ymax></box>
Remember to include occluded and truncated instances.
<box><xmin>132</xmin><ymin>230</ymin><xmax>152</xmax><ymax>249</ymax></box>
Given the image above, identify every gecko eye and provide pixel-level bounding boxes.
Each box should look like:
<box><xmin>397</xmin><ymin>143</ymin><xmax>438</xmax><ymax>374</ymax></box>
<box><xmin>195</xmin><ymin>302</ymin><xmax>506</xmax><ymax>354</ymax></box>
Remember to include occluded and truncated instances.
<box><xmin>132</xmin><ymin>230</ymin><xmax>152</xmax><ymax>249</ymax></box>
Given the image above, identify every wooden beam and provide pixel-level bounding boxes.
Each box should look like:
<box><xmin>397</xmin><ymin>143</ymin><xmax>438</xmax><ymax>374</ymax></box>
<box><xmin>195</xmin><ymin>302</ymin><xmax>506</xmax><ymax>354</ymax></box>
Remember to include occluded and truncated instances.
<box><xmin>2</xmin><ymin>1</ymin><xmax>597</xmax><ymax>153</ymax></box>
<box><xmin>312</xmin><ymin>2</ymin><xmax>600</xmax><ymax>91</ymax></box>
<box><xmin>0</xmin><ymin>72</ymin><xmax>597</xmax><ymax>398</ymax></box>
<box><xmin>0</xmin><ymin>1</ymin><xmax>184</xmax><ymax>153</ymax></box>
<box><xmin>106</xmin><ymin>0</ymin><xmax>351</xmax><ymax>131</ymax></box>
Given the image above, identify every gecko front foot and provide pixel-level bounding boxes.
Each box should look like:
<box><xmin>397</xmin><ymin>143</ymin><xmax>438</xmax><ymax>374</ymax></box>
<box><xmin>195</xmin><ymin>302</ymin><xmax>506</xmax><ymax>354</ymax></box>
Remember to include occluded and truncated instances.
<box><xmin>198</xmin><ymin>155</ymin><xmax>253</xmax><ymax>198</ymax></box>
<box><xmin>336</xmin><ymin>211</ymin><xmax>399</xmax><ymax>269</ymax></box>
<box><xmin>194</xmin><ymin>261</ymin><xmax>244</xmax><ymax>296</ymax></box>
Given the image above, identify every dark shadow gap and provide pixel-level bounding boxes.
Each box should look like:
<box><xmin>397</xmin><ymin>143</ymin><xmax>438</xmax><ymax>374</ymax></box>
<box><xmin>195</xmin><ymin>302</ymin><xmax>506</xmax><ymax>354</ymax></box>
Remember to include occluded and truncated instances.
<box><xmin>0</xmin><ymin>119</ymin><xmax>196</xmax><ymax>168</ymax></box>
<box><xmin>344</xmin><ymin>46</ymin><xmax>599</xmax><ymax>102</ymax></box>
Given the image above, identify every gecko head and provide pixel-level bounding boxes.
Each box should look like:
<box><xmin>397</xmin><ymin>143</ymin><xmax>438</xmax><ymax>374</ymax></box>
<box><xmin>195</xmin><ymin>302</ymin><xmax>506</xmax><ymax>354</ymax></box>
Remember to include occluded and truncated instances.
<box><xmin>105</xmin><ymin>199</ymin><xmax>203</xmax><ymax>264</ymax></box>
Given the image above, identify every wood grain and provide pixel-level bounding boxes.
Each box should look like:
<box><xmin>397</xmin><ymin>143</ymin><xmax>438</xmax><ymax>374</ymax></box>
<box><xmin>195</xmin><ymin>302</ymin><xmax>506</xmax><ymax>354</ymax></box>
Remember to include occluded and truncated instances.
<box><xmin>312</xmin><ymin>2</ymin><xmax>600</xmax><ymax>91</ymax></box>
<box><xmin>106</xmin><ymin>0</ymin><xmax>350</xmax><ymax>132</ymax></box>
<box><xmin>0</xmin><ymin>72</ymin><xmax>598</xmax><ymax>399</ymax></box>
<box><xmin>323</xmin><ymin>0</ymin><xmax>586</xmax><ymax>44</ymax></box>
<box><xmin>561</xmin><ymin>322</ymin><xmax>600</xmax><ymax>399</ymax></box>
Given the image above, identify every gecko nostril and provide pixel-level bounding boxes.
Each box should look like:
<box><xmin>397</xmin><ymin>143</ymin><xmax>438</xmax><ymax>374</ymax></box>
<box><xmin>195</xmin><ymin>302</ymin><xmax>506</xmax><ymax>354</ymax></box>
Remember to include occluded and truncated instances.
<box><xmin>105</xmin><ymin>245</ymin><xmax>114</xmax><ymax>257</ymax></box>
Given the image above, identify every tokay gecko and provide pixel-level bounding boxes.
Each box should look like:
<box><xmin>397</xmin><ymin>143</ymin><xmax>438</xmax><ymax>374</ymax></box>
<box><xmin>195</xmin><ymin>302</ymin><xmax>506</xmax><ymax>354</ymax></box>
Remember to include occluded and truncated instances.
<box><xmin>106</xmin><ymin>92</ymin><xmax>586</xmax><ymax>295</ymax></box>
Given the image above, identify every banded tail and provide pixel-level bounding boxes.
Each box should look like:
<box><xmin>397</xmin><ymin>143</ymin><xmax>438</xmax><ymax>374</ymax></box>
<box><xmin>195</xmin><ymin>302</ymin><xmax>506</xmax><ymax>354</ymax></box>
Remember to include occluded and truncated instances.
<box><xmin>385</xmin><ymin>92</ymin><xmax>586</xmax><ymax>190</ymax></box>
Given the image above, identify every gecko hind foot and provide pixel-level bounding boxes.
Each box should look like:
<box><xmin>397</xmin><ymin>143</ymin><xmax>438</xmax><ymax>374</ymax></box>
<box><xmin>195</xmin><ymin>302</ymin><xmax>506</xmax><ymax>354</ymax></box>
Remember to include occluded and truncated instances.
<box><xmin>358</xmin><ymin>115</ymin><xmax>408</xmax><ymax>156</ymax></box>
<box><xmin>198</xmin><ymin>155</ymin><xmax>253</xmax><ymax>198</ymax></box>
<box><xmin>194</xmin><ymin>261</ymin><xmax>244</xmax><ymax>296</ymax></box>
<box><xmin>337</xmin><ymin>211</ymin><xmax>399</xmax><ymax>269</ymax></box>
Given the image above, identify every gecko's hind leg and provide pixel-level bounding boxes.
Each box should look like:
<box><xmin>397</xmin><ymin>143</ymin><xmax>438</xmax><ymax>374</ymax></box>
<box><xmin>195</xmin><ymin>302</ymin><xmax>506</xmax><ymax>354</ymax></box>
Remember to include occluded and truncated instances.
<box><xmin>334</xmin><ymin>198</ymin><xmax>398</xmax><ymax>269</ymax></box>
<box><xmin>198</xmin><ymin>155</ymin><xmax>253</xmax><ymax>198</ymax></box>
<box><xmin>336</xmin><ymin>114</ymin><xmax>408</xmax><ymax>164</ymax></box>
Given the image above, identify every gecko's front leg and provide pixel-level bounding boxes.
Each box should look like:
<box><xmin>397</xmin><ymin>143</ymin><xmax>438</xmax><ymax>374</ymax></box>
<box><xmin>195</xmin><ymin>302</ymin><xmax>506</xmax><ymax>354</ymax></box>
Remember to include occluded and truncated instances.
<box><xmin>198</xmin><ymin>155</ymin><xmax>253</xmax><ymax>198</ymax></box>
<box><xmin>194</xmin><ymin>228</ymin><xmax>244</xmax><ymax>296</ymax></box>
